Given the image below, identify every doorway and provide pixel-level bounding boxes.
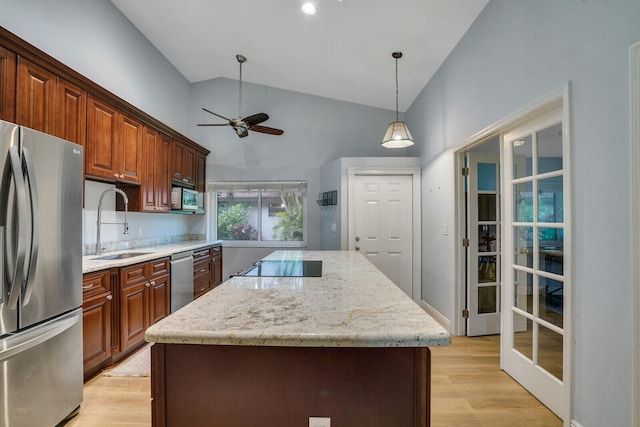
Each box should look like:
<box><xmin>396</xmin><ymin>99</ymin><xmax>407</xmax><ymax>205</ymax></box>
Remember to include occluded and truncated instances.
<box><xmin>455</xmin><ymin>85</ymin><xmax>571</xmax><ymax>423</ymax></box>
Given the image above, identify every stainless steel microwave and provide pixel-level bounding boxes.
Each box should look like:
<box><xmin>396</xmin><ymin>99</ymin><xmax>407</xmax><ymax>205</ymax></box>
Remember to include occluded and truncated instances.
<box><xmin>171</xmin><ymin>187</ymin><xmax>198</xmax><ymax>211</ymax></box>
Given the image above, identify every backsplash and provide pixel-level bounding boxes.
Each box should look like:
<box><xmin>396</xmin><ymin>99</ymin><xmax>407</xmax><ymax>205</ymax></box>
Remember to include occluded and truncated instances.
<box><xmin>84</xmin><ymin>234</ymin><xmax>206</xmax><ymax>256</ymax></box>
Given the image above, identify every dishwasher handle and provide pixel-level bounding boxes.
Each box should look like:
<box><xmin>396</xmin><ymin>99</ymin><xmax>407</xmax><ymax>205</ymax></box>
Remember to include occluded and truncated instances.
<box><xmin>170</xmin><ymin>250</ymin><xmax>194</xmax><ymax>261</ymax></box>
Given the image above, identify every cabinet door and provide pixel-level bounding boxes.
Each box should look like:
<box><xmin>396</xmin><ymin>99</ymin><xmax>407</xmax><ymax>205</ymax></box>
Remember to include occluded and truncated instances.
<box><xmin>56</xmin><ymin>78</ymin><xmax>87</xmax><ymax>147</ymax></box>
<box><xmin>141</xmin><ymin>126</ymin><xmax>159</xmax><ymax>211</ymax></box>
<box><xmin>119</xmin><ymin>280</ymin><xmax>147</xmax><ymax>352</ymax></box>
<box><xmin>184</xmin><ymin>145</ymin><xmax>196</xmax><ymax>185</ymax></box>
<box><xmin>196</xmin><ymin>152</ymin><xmax>206</xmax><ymax>193</ymax></box>
<box><xmin>118</xmin><ymin>113</ymin><xmax>143</xmax><ymax>184</ymax></box>
<box><xmin>0</xmin><ymin>46</ymin><xmax>16</xmax><ymax>122</ymax></box>
<box><xmin>171</xmin><ymin>139</ymin><xmax>185</xmax><ymax>182</ymax></box>
<box><xmin>155</xmin><ymin>134</ymin><xmax>172</xmax><ymax>211</ymax></box>
<box><xmin>212</xmin><ymin>254</ymin><xmax>223</xmax><ymax>288</ymax></box>
<box><xmin>16</xmin><ymin>57</ymin><xmax>56</xmax><ymax>134</ymax></box>
<box><xmin>149</xmin><ymin>274</ymin><xmax>170</xmax><ymax>325</ymax></box>
<box><xmin>86</xmin><ymin>96</ymin><xmax>118</xmax><ymax>180</ymax></box>
<box><xmin>82</xmin><ymin>291</ymin><xmax>112</xmax><ymax>374</ymax></box>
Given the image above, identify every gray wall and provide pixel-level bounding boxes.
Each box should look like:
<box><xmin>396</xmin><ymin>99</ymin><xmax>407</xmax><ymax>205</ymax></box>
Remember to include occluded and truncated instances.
<box><xmin>407</xmin><ymin>0</ymin><xmax>639</xmax><ymax>425</ymax></box>
<box><xmin>0</xmin><ymin>0</ymin><xmax>192</xmax><ymax>135</ymax></box>
<box><xmin>190</xmin><ymin>77</ymin><xmax>413</xmax><ymax>249</ymax></box>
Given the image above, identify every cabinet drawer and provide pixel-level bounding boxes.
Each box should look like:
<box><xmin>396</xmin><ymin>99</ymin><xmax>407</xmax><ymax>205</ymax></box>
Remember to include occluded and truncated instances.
<box><xmin>82</xmin><ymin>270</ymin><xmax>111</xmax><ymax>298</ymax></box>
<box><xmin>149</xmin><ymin>258</ymin><xmax>170</xmax><ymax>278</ymax></box>
<box><xmin>193</xmin><ymin>259</ymin><xmax>211</xmax><ymax>276</ymax></box>
<box><xmin>210</xmin><ymin>245</ymin><xmax>222</xmax><ymax>255</ymax></box>
<box><xmin>193</xmin><ymin>248</ymin><xmax>211</xmax><ymax>262</ymax></box>
<box><xmin>121</xmin><ymin>262</ymin><xmax>147</xmax><ymax>287</ymax></box>
<box><xmin>194</xmin><ymin>274</ymin><xmax>210</xmax><ymax>298</ymax></box>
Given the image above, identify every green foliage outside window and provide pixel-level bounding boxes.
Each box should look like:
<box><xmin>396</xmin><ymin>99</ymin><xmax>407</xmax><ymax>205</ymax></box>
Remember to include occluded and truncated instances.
<box><xmin>272</xmin><ymin>192</ymin><xmax>303</xmax><ymax>241</ymax></box>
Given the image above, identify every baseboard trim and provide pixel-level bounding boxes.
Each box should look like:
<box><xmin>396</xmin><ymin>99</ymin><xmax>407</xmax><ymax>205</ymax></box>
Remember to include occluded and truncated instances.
<box><xmin>571</xmin><ymin>420</ymin><xmax>584</xmax><ymax>427</ymax></box>
<box><xmin>419</xmin><ymin>300</ymin><xmax>451</xmax><ymax>333</ymax></box>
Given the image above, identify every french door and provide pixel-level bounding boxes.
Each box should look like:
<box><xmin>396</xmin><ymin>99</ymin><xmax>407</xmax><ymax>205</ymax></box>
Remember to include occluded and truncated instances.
<box><xmin>502</xmin><ymin>105</ymin><xmax>570</xmax><ymax>420</ymax></box>
<box><xmin>466</xmin><ymin>151</ymin><xmax>501</xmax><ymax>336</ymax></box>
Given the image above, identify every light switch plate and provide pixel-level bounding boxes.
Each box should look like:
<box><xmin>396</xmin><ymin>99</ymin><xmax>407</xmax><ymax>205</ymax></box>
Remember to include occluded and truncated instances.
<box><xmin>309</xmin><ymin>417</ymin><xmax>331</xmax><ymax>427</ymax></box>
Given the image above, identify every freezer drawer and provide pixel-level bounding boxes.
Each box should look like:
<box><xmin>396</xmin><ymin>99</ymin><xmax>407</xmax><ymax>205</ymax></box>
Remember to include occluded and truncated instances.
<box><xmin>0</xmin><ymin>309</ymin><xmax>83</xmax><ymax>427</ymax></box>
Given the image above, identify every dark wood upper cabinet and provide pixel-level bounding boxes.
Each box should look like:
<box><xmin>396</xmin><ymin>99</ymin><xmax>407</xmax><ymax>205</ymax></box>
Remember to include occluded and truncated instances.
<box><xmin>117</xmin><ymin>112</ymin><xmax>143</xmax><ymax>185</ymax></box>
<box><xmin>155</xmin><ymin>134</ymin><xmax>172</xmax><ymax>210</ymax></box>
<box><xmin>0</xmin><ymin>46</ymin><xmax>16</xmax><ymax>122</ymax></box>
<box><xmin>16</xmin><ymin>57</ymin><xmax>55</xmax><ymax>134</ymax></box>
<box><xmin>172</xmin><ymin>139</ymin><xmax>197</xmax><ymax>188</ymax></box>
<box><xmin>196</xmin><ymin>152</ymin><xmax>206</xmax><ymax>193</ymax></box>
<box><xmin>56</xmin><ymin>78</ymin><xmax>87</xmax><ymax>147</ymax></box>
<box><xmin>86</xmin><ymin>95</ymin><xmax>119</xmax><ymax>181</ymax></box>
<box><xmin>132</xmin><ymin>126</ymin><xmax>171</xmax><ymax>212</ymax></box>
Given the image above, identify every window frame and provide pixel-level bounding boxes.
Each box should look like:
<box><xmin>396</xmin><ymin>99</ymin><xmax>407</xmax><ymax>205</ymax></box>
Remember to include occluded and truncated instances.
<box><xmin>210</xmin><ymin>181</ymin><xmax>308</xmax><ymax>248</ymax></box>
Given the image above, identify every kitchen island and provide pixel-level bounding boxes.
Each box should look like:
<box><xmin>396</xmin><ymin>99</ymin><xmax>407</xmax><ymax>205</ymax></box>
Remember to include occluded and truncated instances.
<box><xmin>145</xmin><ymin>250</ymin><xmax>450</xmax><ymax>427</ymax></box>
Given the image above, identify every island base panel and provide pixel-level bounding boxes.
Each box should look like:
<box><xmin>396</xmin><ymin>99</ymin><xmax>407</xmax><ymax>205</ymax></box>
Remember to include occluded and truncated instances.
<box><xmin>151</xmin><ymin>344</ymin><xmax>430</xmax><ymax>427</ymax></box>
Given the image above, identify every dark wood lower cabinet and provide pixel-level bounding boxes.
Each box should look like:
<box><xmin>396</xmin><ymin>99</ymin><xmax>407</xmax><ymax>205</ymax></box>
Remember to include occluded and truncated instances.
<box><xmin>82</xmin><ymin>291</ymin><xmax>112</xmax><ymax>378</ymax></box>
<box><xmin>151</xmin><ymin>344</ymin><xmax>431</xmax><ymax>427</ymax></box>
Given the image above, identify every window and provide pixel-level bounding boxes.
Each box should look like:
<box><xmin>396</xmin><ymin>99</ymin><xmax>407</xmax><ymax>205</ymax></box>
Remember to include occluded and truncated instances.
<box><xmin>210</xmin><ymin>181</ymin><xmax>306</xmax><ymax>246</ymax></box>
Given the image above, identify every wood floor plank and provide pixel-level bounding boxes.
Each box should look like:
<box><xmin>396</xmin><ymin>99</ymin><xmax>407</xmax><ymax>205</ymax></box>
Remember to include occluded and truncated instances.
<box><xmin>65</xmin><ymin>335</ymin><xmax>561</xmax><ymax>427</ymax></box>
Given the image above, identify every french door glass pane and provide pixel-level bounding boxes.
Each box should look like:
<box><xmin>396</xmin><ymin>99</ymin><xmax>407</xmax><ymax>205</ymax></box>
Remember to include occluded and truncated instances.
<box><xmin>478</xmin><ymin>225</ymin><xmax>497</xmax><ymax>252</ymax></box>
<box><xmin>513</xmin><ymin>226</ymin><xmax>533</xmax><ymax>268</ymax></box>
<box><xmin>513</xmin><ymin>269</ymin><xmax>533</xmax><ymax>314</ymax></box>
<box><xmin>538</xmin><ymin>324</ymin><xmax>563</xmax><ymax>381</ymax></box>
<box><xmin>539</xmin><ymin>277</ymin><xmax>564</xmax><ymax>328</ymax></box>
<box><xmin>536</xmin><ymin>123</ymin><xmax>563</xmax><ymax>174</ymax></box>
<box><xmin>514</xmin><ymin>181</ymin><xmax>533</xmax><ymax>222</ymax></box>
<box><xmin>478</xmin><ymin>162</ymin><xmax>497</xmax><ymax>191</ymax></box>
<box><xmin>478</xmin><ymin>194</ymin><xmax>497</xmax><ymax>221</ymax></box>
<box><xmin>538</xmin><ymin>236</ymin><xmax>564</xmax><ymax>275</ymax></box>
<box><xmin>513</xmin><ymin>313</ymin><xmax>533</xmax><ymax>360</ymax></box>
<box><xmin>512</xmin><ymin>135</ymin><xmax>533</xmax><ymax>179</ymax></box>
<box><xmin>478</xmin><ymin>255</ymin><xmax>497</xmax><ymax>283</ymax></box>
<box><xmin>478</xmin><ymin>285</ymin><xmax>497</xmax><ymax>314</ymax></box>
<box><xmin>538</xmin><ymin>176</ymin><xmax>563</xmax><ymax>223</ymax></box>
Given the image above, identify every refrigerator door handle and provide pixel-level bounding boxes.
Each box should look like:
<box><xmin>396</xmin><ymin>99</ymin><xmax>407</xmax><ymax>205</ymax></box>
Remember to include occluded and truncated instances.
<box><xmin>21</xmin><ymin>147</ymin><xmax>39</xmax><ymax>306</ymax></box>
<box><xmin>1</xmin><ymin>145</ymin><xmax>28</xmax><ymax>309</ymax></box>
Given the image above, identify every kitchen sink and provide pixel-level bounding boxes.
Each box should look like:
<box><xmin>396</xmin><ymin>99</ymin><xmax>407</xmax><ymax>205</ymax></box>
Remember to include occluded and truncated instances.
<box><xmin>93</xmin><ymin>251</ymin><xmax>153</xmax><ymax>261</ymax></box>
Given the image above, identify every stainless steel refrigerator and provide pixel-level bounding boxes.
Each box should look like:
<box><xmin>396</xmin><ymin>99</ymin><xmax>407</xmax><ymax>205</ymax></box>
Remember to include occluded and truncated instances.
<box><xmin>0</xmin><ymin>120</ymin><xmax>83</xmax><ymax>427</ymax></box>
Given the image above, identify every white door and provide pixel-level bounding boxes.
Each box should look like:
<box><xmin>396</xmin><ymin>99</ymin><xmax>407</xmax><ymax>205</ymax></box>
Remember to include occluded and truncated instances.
<box><xmin>350</xmin><ymin>174</ymin><xmax>413</xmax><ymax>297</ymax></box>
<box><xmin>502</xmin><ymin>106</ymin><xmax>569</xmax><ymax>420</ymax></box>
<box><xmin>466</xmin><ymin>151</ymin><xmax>501</xmax><ymax>336</ymax></box>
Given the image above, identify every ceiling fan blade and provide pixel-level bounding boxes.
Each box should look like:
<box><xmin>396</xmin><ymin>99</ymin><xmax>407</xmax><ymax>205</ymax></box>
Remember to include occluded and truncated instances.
<box><xmin>202</xmin><ymin>107</ymin><xmax>233</xmax><ymax>123</ymax></box>
<box><xmin>242</xmin><ymin>113</ymin><xmax>269</xmax><ymax>127</ymax></box>
<box><xmin>197</xmin><ymin>123</ymin><xmax>229</xmax><ymax>126</ymax></box>
<box><xmin>250</xmin><ymin>125</ymin><xmax>284</xmax><ymax>136</ymax></box>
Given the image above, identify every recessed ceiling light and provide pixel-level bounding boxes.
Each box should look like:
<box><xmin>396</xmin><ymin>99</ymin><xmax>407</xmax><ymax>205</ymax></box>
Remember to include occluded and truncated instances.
<box><xmin>301</xmin><ymin>2</ymin><xmax>317</xmax><ymax>15</ymax></box>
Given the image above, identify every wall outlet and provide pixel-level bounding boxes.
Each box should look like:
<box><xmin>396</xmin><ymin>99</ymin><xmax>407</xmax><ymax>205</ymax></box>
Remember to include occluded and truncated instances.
<box><xmin>309</xmin><ymin>417</ymin><xmax>331</xmax><ymax>427</ymax></box>
<box><xmin>331</xmin><ymin>223</ymin><xmax>337</xmax><ymax>233</ymax></box>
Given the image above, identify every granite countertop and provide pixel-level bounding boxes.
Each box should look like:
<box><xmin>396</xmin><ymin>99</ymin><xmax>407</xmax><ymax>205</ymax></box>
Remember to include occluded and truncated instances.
<box><xmin>145</xmin><ymin>250</ymin><xmax>451</xmax><ymax>348</ymax></box>
<box><xmin>82</xmin><ymin>240</ymin><xmax>222</xmax><ymax>273</ymax></box>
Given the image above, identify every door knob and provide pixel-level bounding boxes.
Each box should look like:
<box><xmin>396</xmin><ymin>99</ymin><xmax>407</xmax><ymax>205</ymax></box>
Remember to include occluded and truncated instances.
<box><xmin>355</xmin><ymin>246</ymin><xmax>360</xmax><ymax>251</ymax></box>
<box><xmin>355</xmin><ymin>236</ymin><xmax>360</xmax><ymax>242</ymax></box>
<box><xmin>519</xmin><ymin>248</ymin><xmax>529</xmax><ymax>254</ymax></box>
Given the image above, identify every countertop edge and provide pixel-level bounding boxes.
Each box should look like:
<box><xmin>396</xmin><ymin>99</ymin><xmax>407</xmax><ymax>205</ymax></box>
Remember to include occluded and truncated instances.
<box><xmin>82</xmin><ymin>240</ymin><xmax>222</xmax><ymax>273</ymax></box>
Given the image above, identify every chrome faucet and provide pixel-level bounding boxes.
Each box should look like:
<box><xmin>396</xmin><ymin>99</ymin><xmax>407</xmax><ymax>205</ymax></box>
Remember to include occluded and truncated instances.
<box><xmin>95</xmin><ymin>187</ymin><xmax>129</xmax><ymax>256</ymax></box>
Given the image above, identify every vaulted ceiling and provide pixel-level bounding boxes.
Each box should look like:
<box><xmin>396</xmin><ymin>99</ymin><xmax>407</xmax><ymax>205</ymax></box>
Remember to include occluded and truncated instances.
<box><xmin>111</xmin><ymin>0</ymin><xmax>489</xmax><ymax>112</ymax></box>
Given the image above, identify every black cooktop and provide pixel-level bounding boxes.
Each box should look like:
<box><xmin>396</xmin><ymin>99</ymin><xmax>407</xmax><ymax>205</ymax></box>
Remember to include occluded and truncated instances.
<box><xmin>243</xmin><ymin>260</ymin><xmax>322</xmax><ymax>277</ymax></box>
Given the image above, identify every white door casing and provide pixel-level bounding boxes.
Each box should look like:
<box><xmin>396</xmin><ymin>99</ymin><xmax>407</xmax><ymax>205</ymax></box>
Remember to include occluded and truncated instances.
<box><xmin>347</xmin><ymin>167</ymin><xmax>421</xmax><ymax>301</ymax></box>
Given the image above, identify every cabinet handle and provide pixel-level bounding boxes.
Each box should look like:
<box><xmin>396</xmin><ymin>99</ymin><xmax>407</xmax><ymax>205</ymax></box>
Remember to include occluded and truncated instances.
<box><xmin>113</xmin><ymin>173</ymin><xmax>118</xmax><ymax>178</ymax></box>
<box><xmin>199</xmin><ymin>287</ymin><xmax>206</xmax><ymax>292</ymax></box>
<box><xmin>82</xmin><ymin>284</ymin><xmax>94</xmax><ymax>290</ymax></box>
<box><xmin>106</xmin><ymin>295</ymin><xmax>113</xmax><ymax>301</ymax></box>
<box><xmin>150</xmin><ymin>280</ymin><xmax>156</xmax><ymax>286</ymax></box>
<box><xmin>146</xmin><ymin>282</ymin><xmax>151</xmax><ymax>288</ymax></box>
<box><xmin>120</xmin><ymin>174</ymin><xmax>124</xmax><ymax>179</ymax></box>
<box><xmin>199</xmin><ymin>268</ymin><xmax>206</xmax><ymax>273</ymax></box>
<box><xmin>183</xmin><ymin>178</ymin><xmax>188</xmax><ymax>182</ymax></box>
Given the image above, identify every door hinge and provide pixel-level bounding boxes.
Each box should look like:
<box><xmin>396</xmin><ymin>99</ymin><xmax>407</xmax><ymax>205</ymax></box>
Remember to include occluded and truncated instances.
<box><xmin>462</xmin><ymin>309</ymin><xmax>469</xmax><ymax>318</ymax></box>
<box><xmin>462</xmin><ymin>238</ymin><xmax>470</xmax><ymax>247</ymax></box>
<box><xmin>461</xmin><ymin>167</ymin><xmax>469</xmax><ymax>176</ymax></box>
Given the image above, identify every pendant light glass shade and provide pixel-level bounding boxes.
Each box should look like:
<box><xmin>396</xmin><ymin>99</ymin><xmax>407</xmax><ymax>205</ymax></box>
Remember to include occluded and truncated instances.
<box><xmin>381</xmin><ymin>121</ymin><xmax>414</xmax><ymax>148</ymax></box>
<box><xmin>381</xmin><ymin>51</ymin><xmax>414</xmax><ymax>148</ymax></box>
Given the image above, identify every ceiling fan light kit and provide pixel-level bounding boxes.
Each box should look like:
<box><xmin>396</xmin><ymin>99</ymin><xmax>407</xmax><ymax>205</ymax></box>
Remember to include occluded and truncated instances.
<box><xmin>198</xmin><ymin>54</ymin><xmax>284</xmax><ymax>138</ymax></box>
<box><xmin>381</xmin><ymin>51</ymin><xmax>414</xmax><ymax>148</ymax></box>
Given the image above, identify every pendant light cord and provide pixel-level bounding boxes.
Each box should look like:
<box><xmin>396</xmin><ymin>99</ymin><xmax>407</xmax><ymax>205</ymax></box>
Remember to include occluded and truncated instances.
<box><xmin>395</xmin><ymin>56</ymin><xmax>399</xmax><ymax>122</ymax></box>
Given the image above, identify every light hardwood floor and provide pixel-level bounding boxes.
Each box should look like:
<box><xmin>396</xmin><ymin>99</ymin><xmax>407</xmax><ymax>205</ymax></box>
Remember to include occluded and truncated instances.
<box><xmin>65</xmin><ymin>335</ymin><xmax>561</xmax><ymax>427</ymax></box>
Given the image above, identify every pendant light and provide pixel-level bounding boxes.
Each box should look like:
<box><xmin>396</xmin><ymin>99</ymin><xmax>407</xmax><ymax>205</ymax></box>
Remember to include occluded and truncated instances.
<box><xmin>381</xmin><ymin>51</ymin><xmax>414</xmax><ymax>148</ymax></box>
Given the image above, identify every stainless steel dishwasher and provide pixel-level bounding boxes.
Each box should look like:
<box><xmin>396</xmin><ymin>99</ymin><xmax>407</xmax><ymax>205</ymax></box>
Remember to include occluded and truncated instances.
<box><xmin>170</xmin><ymin>250</ymin><xmax>194</xmax><ymax>313</ymax></box>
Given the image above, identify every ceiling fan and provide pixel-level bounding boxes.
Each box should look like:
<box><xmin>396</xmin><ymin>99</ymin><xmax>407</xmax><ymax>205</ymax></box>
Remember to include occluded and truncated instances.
<box><xmin>198</xmin><ymin>54</ymin><xmax>284</xmax><ymax>138</ymax></box>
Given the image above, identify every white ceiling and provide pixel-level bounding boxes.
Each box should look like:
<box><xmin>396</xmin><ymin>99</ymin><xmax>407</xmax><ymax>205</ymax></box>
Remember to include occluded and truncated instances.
<box><xmin>110</xmin><ymin>0</ymin><xmax>489</xmax><ymax>112</ymax></box>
